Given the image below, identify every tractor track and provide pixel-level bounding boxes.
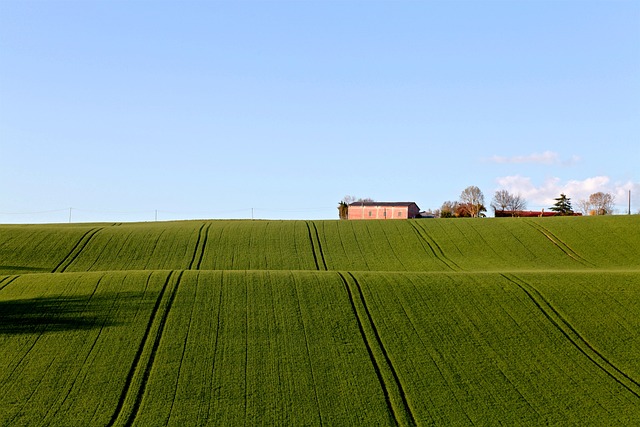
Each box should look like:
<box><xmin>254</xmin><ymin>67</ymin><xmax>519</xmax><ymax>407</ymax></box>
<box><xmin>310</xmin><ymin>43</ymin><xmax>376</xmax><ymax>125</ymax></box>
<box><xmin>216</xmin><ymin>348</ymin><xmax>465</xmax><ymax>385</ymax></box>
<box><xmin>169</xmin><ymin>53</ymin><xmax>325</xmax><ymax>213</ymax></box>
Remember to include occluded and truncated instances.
<box><xmin>338</xmin><ymin>272</ymin><xmax>417</xmax><ymax>426</ymax></box>
<box><xmin>0</xmin><ymin>275</ymin><xmax>19</xmax><ymax>292</ymax></box>
<box><xmin>525</xmin><ymin>221</ymin><xmax>594</xmax><ymax>267</ymax></box>
<box><xmin>52</xmin><ymin>228</ymin><xmax>103</xmax><ymax>273</ymax></box>
<box><xmin>306</xmin><ymin>221</ymin><xmax>327</xmax><ymax>271</ymax></box>
<box><xmin>107</xmin><ymin>270</ymin><xmax>184</xmax><ymax>427</ymax></box>
<box><xmin>409</xmin><ymin>222</ymin><xmax>459</xmax><ymax>271</ymax></box>
<box><xmin>502</xmin><ymin>273</ymin><xmax>640</xmax><ymax>399</ymax></box>
<box><xmin>188</xmin><ymin>223</ymin><xmax>211</xmax><ymax>270</ymax></box>
<box><xmin>310</xmin><ymin>222</ymin><xmax>328</xmax><ymax>270</ymax></box>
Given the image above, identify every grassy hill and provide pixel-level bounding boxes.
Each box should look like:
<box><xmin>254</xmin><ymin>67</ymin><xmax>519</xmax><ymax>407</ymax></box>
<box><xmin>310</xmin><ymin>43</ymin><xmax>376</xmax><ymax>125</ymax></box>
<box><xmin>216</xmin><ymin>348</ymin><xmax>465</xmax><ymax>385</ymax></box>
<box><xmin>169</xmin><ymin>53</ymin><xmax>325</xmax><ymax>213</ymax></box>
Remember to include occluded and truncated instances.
<box><xmin>1</xmin><ymin>216</ymin><xmax>639</xmax><ymax>425</ymax></box>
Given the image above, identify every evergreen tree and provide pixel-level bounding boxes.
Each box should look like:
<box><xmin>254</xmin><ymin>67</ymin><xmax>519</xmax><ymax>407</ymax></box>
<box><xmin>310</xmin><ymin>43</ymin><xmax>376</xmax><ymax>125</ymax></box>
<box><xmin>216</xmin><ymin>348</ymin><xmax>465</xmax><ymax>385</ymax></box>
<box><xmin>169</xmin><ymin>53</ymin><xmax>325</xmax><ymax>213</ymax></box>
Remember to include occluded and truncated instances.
<box><xmin>550</xmin><ymin>193</ymin><xmax>574</xmax><ymax>215</ymax></box>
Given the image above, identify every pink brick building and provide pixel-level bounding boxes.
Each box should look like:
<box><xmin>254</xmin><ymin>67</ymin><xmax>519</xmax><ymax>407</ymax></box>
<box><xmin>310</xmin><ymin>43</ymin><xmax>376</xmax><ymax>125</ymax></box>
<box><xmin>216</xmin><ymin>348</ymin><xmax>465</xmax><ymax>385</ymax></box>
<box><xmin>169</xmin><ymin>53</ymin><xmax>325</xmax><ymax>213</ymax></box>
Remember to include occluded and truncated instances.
<box><xmin>348</xmin><ymin>202</ymin><xmax>421</xmax><ymax>220</ymax></box>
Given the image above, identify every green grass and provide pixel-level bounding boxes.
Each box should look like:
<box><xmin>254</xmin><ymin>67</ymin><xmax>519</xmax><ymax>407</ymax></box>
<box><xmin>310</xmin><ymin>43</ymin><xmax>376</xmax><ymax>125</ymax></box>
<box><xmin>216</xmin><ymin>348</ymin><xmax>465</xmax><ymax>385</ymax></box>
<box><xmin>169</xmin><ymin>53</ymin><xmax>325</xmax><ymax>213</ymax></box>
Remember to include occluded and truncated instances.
<box><xmin>1</xmin><ymin>216</ymin><xmax>639</xmax><ymax>425</ymax></box>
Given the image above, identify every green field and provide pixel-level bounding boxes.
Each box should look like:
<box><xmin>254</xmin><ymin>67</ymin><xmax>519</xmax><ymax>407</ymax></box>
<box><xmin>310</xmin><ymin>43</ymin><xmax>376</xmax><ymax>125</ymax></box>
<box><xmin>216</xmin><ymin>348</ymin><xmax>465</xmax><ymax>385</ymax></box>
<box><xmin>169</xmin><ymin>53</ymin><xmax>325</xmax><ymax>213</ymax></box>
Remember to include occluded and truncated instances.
<box><xmin>1</xmin><ymin>216</ymin><xmax>639</xmax><ymax>425</ymax></box>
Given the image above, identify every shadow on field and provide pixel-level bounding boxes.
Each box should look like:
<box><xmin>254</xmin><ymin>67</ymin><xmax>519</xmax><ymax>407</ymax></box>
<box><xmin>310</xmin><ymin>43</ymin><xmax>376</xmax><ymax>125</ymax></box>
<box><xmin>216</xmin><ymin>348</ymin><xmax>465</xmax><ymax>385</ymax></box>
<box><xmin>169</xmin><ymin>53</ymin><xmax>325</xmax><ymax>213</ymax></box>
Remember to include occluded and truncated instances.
<box><xmin>0</xmin><ymin>265</ymin><xmax>51</xmax><ymax>273</ymax></box>
<box><xmin>0</xmin><ymin>292</ymin><xmax>151</xmax><ymax>335</ymax></box>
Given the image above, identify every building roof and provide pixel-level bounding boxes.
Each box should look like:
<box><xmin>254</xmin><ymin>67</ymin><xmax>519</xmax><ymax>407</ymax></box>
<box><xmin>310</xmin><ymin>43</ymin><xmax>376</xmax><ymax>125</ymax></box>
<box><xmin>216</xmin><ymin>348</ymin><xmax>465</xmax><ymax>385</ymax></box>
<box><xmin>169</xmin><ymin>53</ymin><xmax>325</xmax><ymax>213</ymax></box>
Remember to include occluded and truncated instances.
<box><xmin>348</xmin><ymin>201</ymin><xmax>418</xmax><ymax>208</ymax></box>
<box><xmin>495</xmin><ymin>210</ymin><xmax>582</xmax><ymax>217</ymax></box>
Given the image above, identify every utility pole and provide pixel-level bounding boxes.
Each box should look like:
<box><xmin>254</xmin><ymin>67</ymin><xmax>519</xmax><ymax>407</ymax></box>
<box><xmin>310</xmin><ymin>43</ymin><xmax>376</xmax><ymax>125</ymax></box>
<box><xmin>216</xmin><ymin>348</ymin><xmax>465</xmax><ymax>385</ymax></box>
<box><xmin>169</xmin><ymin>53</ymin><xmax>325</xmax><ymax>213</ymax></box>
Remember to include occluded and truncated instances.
<box><xmin>629</xmin><ymin>190</ymin><xmax>632</xmax><ymax>215</ymax></box>
<box><xmin>69</xmin><ymin>207</ymin><xmax>72</xmax><ymax>223</ymax></box>
<box><xmin>155</xmin><ymin>210</ymin><xmax>158</xmax><ymax>221</ymax></box>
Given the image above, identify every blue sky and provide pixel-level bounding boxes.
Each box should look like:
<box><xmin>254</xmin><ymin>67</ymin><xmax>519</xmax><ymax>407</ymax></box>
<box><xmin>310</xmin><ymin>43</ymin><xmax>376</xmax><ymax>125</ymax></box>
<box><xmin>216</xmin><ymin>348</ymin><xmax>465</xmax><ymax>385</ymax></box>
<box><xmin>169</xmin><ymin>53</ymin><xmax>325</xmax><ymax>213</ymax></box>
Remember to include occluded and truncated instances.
<box><xmin>1</xmin><ymin>0</ymin><xmax>638</xmax><ymax>222</ymax></box>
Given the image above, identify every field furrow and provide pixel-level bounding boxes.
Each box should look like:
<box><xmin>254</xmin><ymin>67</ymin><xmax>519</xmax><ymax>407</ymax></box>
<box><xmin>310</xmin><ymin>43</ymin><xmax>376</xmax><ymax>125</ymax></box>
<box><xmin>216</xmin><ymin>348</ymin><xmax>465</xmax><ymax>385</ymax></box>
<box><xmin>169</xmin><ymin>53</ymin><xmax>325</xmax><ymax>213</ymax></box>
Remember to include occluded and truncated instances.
<box><xmin>339</xmin><ymin>272</ymin><xmax>416</xmax><ymax>426</ymax></box>
<box><xmin>524</xmin><ymin>220</ymin><xmax>594</xmax><ymax>267</ymax></box>
<box><xmin>0</xmin><ymin>272</ymin><xmax>169</xmax><ymax>426</ymax></box>
<box><xmin>52</xmin><ymin>227</ymin><xmax>103</xmax><ymax>273</ymax></box>
<box><xmin>124</xmin><ymin>271</ymin><xmax>395</xmax><ymax>425</ymax></box>
<box><xmin>1</xmin><ymin>216</ymin><xmax>640</xmax><ymax>425</ymax></box>
<box><xmin>352</xmin><ymin>271</ymin><xmax>640</xmax><ymax>424</ymax></box>
<box><xmin>108</xmin><ymin>271</ymin><xmax>183</xmax><ymax>427</ymax></box>
<box><xmin>503</xmin><ymin>274</ymin><xmax>640</xmax><ymax>399</ymax></box>
<box><xmin>310</xmin><ymin>221</ymin><xmax>328</xmax><ymax>270</ymax></box>
<box><xmin>0</xmin><ymin>275</ymin><xmax>18</xmax><ymax>292</ymax></box>
<box><xmin>305</xmin><ymin>222</ymin><xmax>321</xmax><ymax>270</ymax></box>
<box><xmin>188</xmin><ymin>223</ymin><xmax>210</xmax><ymax>270</ymax></box>
<box><xmin>409</xmin><ymin>222</ymin><xmax>459</xmax><ymax>271</ymax></box>
<box><xmin>292</xmin><ymin>274</ymin><xmax>325</xmax><ymax>424</ymax></box>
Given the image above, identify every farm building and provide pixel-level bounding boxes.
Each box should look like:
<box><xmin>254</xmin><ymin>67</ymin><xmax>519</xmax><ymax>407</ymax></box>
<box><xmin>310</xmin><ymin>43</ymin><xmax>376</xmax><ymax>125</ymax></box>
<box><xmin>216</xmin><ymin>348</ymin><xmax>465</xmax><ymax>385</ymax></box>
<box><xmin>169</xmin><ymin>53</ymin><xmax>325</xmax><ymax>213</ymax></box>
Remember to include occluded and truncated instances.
<box><xmin>348</xmin><ymin>202</ymin><xmax>421</xmax><ymax>220</ymax></box>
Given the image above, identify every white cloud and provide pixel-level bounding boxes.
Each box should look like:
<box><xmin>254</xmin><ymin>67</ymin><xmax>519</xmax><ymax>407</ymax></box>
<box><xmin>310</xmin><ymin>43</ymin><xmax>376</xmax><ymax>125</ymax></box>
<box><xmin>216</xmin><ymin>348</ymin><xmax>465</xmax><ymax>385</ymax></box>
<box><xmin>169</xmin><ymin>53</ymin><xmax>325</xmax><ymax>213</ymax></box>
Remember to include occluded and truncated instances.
<box><xmin>489</xmin><ymin>151</ymin><xmax>559</xmax><ymax>165</ymax></box>
<box><xmin>494</xmin><ymin>175</ymin><xmax>639</xmax><ymax>212</ymax></box>
<box><xmin>487</xmin><ymin>151</ymin><xmax>581</xmax><ymax>166</ymax></box>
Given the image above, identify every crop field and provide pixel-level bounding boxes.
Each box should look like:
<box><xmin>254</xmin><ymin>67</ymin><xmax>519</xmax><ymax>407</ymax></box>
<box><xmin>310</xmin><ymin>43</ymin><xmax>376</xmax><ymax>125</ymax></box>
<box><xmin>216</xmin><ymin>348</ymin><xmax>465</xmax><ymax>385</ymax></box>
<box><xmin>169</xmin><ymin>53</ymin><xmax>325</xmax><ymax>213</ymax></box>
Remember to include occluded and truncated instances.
<box><xmin>1</xmin><ymin>216</ymin><xmax>639</xmax><ymax>425</ymax></box>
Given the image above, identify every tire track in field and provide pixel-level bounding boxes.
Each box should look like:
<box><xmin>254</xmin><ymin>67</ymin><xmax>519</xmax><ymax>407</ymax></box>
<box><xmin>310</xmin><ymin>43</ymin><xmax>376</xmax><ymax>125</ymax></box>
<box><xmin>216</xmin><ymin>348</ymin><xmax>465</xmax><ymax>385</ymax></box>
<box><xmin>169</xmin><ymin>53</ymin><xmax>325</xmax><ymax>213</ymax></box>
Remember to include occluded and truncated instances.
<box><xmin>310</xmin><ymin>222</ymin><xmax>328</xmax><ymax>270</ymax></box>
<box><xmin>525</xmin><ymin>220</ymin><xmax>594</xmax><ymax>267</ymax></box>
<box><xmin>52</xmin><ymin>228</ymin><xmax>103</xmax><ymax>273</ymax></box>
<box><xmin>338</xmin><ymin>272</ymin><xmax>417</xmax><ymax>427</ymax></box>
<box><xmin>408</xmin><ymin>222</ymin><xmax>459</xmax><ymax>271</ymax></box>
<box><xmin>107</xmin><ymin>271</ymin><xmax>184</xmax><ymax>427</ymax></box>
<box><xmin>187</xmin><ymin>223</ymin><xmax>211</xmax><ymax>270</ymax></box>
<box><xmin>0</xmin><ymin>275</ymin><xmax>19</xmax><ymax>292</ymax></box>
<box><xmin>502</xmin><ymin>274</ymin><xmax>640</xmax><ymax>399</ymax></box>
<box><xmin>305</xmin><ymin>222</ymin><xmax>322</xmax><ymax>271</ymax></box>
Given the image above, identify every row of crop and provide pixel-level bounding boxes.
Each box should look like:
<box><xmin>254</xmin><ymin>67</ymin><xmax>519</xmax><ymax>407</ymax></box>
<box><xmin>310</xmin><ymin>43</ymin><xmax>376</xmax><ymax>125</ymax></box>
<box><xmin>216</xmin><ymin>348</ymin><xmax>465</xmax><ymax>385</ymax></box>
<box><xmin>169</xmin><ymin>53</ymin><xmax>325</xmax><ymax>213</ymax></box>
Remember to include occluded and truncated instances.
<box><xmin>196</xmin><ymin>221</ymin><xmax>318</xmax><ymax>271</ymax></box>
<box><xmin>352</xmin><ymin>271</ymin><xmax>640</xmax><ymax>424</ymax></box>
<box><xmin>2</xmin><ymin>270</ymin><xmax>639</xmax><ymax>425</ymax></box>
<box><xmin>2</xmin><ymin>217</ymin><xmax>639</xmax><ymax>275</ymax></box>
<box><xmin>315</xmin><ymin>216</ymin><xmax>640</xmax><ymax>272</ymax></box>
<box><xmin>522</xmin><ymin>216</ymin><xmax>640</xmax><ymax>269</ymax></box>
<box><xmin>0</xmin><ymin>221</ymin><xmax>323</xmax><ymax>274</ymax></box>
<box><xmin>0</xmin><ymin>271</ymin><xmax>395</xmax><ymax>426</ymax></box>
<box><xmin>0</xmin><ymin>225</ymin><xmax>93</xmax><ymax>274</ymax></box>
<box><xmin>129</xmin><ymin>270</ymin><xmax>394</xmax><ymax>426</ymax></box>
<box><xmin>0</xmin><ymin>271</ymin><xmax>170</xmax><ymax>426</ymax></box>
<box><xmin>516</xmin><ymin>272</ymin><xmax>640</xmax><ymax>382</ymax></box>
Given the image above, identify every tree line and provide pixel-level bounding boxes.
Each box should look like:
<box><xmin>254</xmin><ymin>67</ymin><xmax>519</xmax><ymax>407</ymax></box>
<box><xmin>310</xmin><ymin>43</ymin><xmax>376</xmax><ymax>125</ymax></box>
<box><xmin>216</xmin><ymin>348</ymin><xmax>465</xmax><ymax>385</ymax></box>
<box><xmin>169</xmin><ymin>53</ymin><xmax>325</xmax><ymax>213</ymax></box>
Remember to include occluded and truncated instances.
<box><xmin>338</xmin><ymin>188</ymin><xmax>616</xmax><ymax>219</ymax></box>
<box><xmin>435</xmin><ymin>187</ymin><xmax>616</xmax><ymax>218</ymax></box>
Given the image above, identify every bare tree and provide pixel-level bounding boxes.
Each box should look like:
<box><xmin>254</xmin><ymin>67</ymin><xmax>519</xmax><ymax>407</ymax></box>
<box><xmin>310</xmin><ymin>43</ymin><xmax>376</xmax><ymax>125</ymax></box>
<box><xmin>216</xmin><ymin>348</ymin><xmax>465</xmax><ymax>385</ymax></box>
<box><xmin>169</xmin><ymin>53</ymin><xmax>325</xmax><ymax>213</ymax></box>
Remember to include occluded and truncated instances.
<box><xmin>342</xmin><ymin>195</ymin><xmax>357</xmax><ymax>205</ymax></box>
<box><xmin>578</xmin><ymin>192</ymin><xmax>615</xmax><ymax>215</ymax></box>
<box><xmin>508</xmin><ymin>193</ymin><xmax>526</xmax><ymax>212</ymax></box>
<box><xmin>343</xmin><ymin>195</ymin><xmax>374</xmax><ymax>204</ymax></box>
<box><xmin>439</xmin><ymin>201</ymin><xmax>458</xmax><ymax>218</ymax></box>
<box><xmin>576</xmin><ymin>198</ymin><xmax>592</xmax><ymax>215</ymax></box>
<box><xmin>491</xmin><ymin>190</ymin><xmax>511</xmax><ymax>212</ymax></box>
<box><xmin>491</xmin><ymin>190</ymin><xmax>527</xmax><ymax>215</ymax></box>
<box><xmin>459</xmin><ymin>186</ymin><xmax>485</xmax><ymax>218</ymax></box>
<box><xmin>589</xmin><ymin>192</ymin><xmax>615</xmax><ymax>215</ymax></box>
<box><xmin>340</xmin><ymin>195</ymin><xmax>374</xmax><ymax>219</ymax></box>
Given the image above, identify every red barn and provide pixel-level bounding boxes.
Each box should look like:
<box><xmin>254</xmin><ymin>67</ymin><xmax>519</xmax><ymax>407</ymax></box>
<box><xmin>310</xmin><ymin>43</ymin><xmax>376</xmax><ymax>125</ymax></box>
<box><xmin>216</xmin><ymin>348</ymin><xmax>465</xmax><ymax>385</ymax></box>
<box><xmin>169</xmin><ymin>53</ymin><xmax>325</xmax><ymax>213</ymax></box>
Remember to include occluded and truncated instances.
<box><xmin>348</xmin><ymin>202</ymin><xmax>421</xmax><ymax>220</ymax></box>
<box><xmin>495</xmin><ymin>210</ymin><xmax>582</xmax><ymax>217</ymax></box>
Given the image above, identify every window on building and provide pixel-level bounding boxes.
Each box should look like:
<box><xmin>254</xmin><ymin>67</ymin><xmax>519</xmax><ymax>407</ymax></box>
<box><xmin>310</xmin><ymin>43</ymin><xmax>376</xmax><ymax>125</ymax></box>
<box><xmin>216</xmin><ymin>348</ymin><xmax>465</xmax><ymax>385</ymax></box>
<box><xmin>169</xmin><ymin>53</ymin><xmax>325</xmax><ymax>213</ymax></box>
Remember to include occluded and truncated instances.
<box><xmin>398</xmin><ymin>212</ymin><xmax>402</xmax><ymax>217</ymax></box>
<box><xmin>368</xmin><ymin>211</ymin><xmax>372</xmax><ymax>217</ymax></box>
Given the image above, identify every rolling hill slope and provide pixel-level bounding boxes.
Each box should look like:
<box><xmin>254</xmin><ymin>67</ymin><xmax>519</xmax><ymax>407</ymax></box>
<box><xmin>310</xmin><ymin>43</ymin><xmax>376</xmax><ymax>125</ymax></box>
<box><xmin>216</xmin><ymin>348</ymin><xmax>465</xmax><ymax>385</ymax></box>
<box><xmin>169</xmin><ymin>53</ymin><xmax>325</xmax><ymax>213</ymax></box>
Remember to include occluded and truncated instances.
<box><xmin>1</xmin><ymin>216</ymin><xmax>639</xmax><ymax>426</ymax></box>
<box><xmin>1</xmin><ymin>216</ymin><xmax>638</xmax><ymax>275</ymax></box>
